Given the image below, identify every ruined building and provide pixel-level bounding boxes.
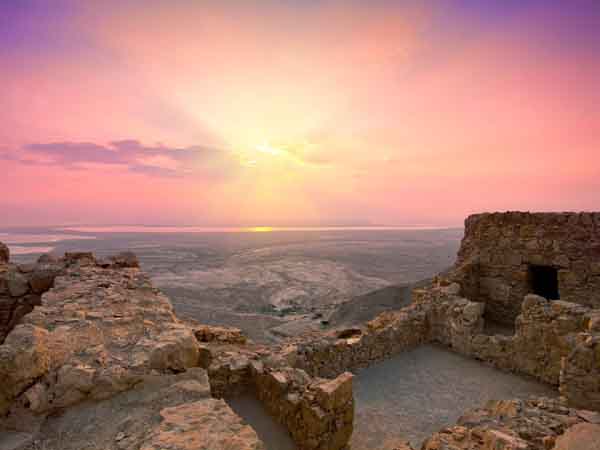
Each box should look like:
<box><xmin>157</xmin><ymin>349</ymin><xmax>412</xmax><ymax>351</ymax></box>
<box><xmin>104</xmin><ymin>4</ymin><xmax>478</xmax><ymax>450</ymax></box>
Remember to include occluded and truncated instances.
<box><xmin>449</xmin><ymin>212</ymin><xmax>600</xmax><ymax>325</ymax></box>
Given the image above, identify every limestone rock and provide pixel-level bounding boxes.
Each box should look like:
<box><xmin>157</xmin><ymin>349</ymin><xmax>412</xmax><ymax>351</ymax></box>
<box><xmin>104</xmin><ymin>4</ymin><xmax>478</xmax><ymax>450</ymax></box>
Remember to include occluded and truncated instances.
<box><xmin>0</xmin><ymin>324</ymin><xmax>49</xmax><ymax>415</ymax></box>
<box><xmin>422</xmin><ymin>397</ymin><xmax>592</xmax><ymax>450</ymax></box>
<box><xmin>7</xmin><ymin>270</ymin><xmax>29</xmax><ymax>297</ymax></box>
<box><xmin>109</xmin><ymin>251</ymin><xmax>140</xmax><ymax>268</ymax></box>
<box><xmin>9</xmin><ymin>369</ymin><xmax>261</xmax><ymax>450</ymax></box>
<box><xmin>1</xmin><ymin>260</ymin><xmax>202</xmax><ymax>416</ymax></box>
<box><xmin>149</xmin><ymin>325</ymin><xmax>200</xmax><ymax>371</ymax></box>
<box><xmin>29</xmin><ymin>265</ymin><xmax>60</xmax><ymax>294</ymax></box>
<box><xmin>0</xmin><ymin>242</ymin><xmax>8</xmax><ymax>264</ymax></box>
<box><xmin>553</xmin><ymin>422</ymin><xmax>600</xmax><ymax>450</ymax></box>
<box><xmin>141</xmin><ymin>399</ymin><xmax>265</xmax><ymax>450</ymax></box>
<box><xmin>193</xmin><ymin>324</ymin><xmax>247</xmax><ymax>344</ymax></box>
<box><xmin>315</xmin><ymin>371</ymin><xmax>353</xmax><ymax>411</ymax></box>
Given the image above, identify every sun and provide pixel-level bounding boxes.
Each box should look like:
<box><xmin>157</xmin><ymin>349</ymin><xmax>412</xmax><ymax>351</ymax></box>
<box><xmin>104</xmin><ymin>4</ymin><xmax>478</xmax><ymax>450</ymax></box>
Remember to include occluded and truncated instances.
<box><xmin>254</xmin><ymin>142</ymin><xmax>283</xmax><ymax>156</ymax></box>
<box><xmin>248</xmin><ymin>226</ymin><xmax>274</xmax><ymax>232</ymax></box>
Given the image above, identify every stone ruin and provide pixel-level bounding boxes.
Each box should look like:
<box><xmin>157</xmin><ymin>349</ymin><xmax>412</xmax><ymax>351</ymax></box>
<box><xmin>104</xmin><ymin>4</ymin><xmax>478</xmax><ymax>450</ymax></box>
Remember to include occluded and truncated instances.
<box><xmin>450</xmin><ymin>212</ymin><xmax>600</xmax><ymax>325</ymax></box>
<box><xmin>0</xmin><ymin>246</ymin><xmax>353</xmax><ymax>450</ymax></box>
<box><xmin>1</xmin><ymin>212</ymin><xmax>599</xmax><ymax>450</ymax></box>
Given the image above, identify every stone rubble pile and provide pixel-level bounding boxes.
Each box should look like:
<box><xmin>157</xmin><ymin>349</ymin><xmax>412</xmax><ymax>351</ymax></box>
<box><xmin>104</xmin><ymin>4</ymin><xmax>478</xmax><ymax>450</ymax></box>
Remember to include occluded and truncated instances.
<box><xmin>418</xmin><ymin>398</ymin><xmax>600</xmax><ymax>450</ymax></box>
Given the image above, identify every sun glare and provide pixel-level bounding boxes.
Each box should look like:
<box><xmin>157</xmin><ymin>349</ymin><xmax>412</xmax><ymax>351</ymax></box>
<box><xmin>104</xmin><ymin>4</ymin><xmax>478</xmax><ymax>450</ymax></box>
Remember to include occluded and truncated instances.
<box><xmin>255</xmin><ymin>142</ymin><xmax>283</xmax><ymax>156</ymax></box>
<box><xmin>249</xmin><ymin>226</ymin><xmax>274</xmax><ymax>232</ymax></box>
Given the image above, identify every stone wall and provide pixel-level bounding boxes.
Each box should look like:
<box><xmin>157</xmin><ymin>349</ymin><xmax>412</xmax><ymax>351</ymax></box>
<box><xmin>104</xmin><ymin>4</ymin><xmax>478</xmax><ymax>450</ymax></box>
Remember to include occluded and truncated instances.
<box><xmin>253</xmin><ymin>365</ymin><xmax>354</xmax><ymax>450</ymax></box>
<box><xmin>413</xmin><ymin>281</ymin><xmax>600</xmax><ymax>410</ymax></box>
<box><xmin>452</xmin><ymin>212</ymin><xmax>600</xmax><ymax>324</ymax></box>
<box><xmin>290</xmin><ymin>277</ymin><xmax>600</xmax><ymax>413</ymax></box>
<box><xmin>204</xmin><ymin>345</ymin><xmax>355</xmax><ymax>450</ymax></box>
<box><xmin>294</xmin><ymin>305</ymin><xmax>427</xmax><ymax>378</ymax></box>
<box><xmin>560</xmin><ymin>328</ymin><xmax>600</xmax><ymax>412</ymax></box>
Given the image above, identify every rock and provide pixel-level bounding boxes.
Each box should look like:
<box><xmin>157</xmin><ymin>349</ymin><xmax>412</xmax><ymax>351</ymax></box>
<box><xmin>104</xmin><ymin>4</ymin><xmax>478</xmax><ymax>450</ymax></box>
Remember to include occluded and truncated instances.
<box><xmin>1</xmin><ymin>261</ymin><xmax>202</xmax><ymax>416</ymax></box>
<box><xmin>141</xmin><ymin>399</ymin><xmax>265</xmax><ymax>450</ymax></box>
<box><xmin>7</xmin><ymin>270</ymin><xmax>29</xmax><ymax>297</ymax></box>
<box><xmin>553</xmin><ymin>423</ymin><xmax>600</xmax><ymax>450</ymax></box>
<box><xmin>193</xmin><ymin>324</ymin><xmax>247</xmax><ymax>344</ymax></box>
<box><xmin>315</xmin><ymin>371</ymin><xmax>353</xmax><ymax>411</ymax></box>
<box><xmin>336</xmin><ymin>328</ymin><xmax>362</xmax><ymax>339</ymax></box>
<box><xmin>37</xmin><ymin>254</ymin><xmax>58</xmax><ymax>264</ymax></box>
<box><xmin>197</xmin><ymin>343</ymin><xmax>213</xmax><ymax>368</ymax></box>
<box><xmin>0</xmin><ymin>324</ymin><xmax>50</xmax><ymax>415</ymax></box>
<box><xmin>484</xmin><ymin>429</ymin><xmax>528</xmax><ymax>449</ymax></box>
<box><xmin>422</xmin><ymin>398</ymin><xmax>589</xmax><ymax>450</ymax></box>
<box><xmin>29</xmin><ymin>266</ymin><xmax>60</xmax><ymax>294</ymax></box>
<box><xmin>63</xmin><ymin>252</ymin><xmax>95</xmax><ymax>266</ymax></box>
<box><xmin>0</xmin><ymin>242</ymin><xmax>8</xmax><ymax>264</ymax></box>
<box><xmin>149</xmin><ymin>326</ymin><xmax>200</xmax><ymax>371</ymax></box>
<box><xmin>110</xmin><ymin>251</ymin><xmax>140</xmax><ymax>268</ymax></box>
<box><xmin>441</xmin><ymin>282</ymin><xmax>461</xmax><ymax>296</ymax></box>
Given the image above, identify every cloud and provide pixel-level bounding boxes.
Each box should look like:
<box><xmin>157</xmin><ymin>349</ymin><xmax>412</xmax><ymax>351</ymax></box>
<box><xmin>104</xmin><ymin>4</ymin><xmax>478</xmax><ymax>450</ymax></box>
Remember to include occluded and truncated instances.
<box><xmin>13</xmin><ymin>140</ymin><xmax>238</xmax><ymax>179</ymax></box>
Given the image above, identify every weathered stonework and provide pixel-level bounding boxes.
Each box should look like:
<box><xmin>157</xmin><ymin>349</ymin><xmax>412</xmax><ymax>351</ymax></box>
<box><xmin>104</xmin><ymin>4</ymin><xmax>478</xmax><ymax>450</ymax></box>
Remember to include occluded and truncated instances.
<box><xmin>560</xmin><ymin>332</ymin><xmax>600</xmax><ymax>412</ymax></box>
<box><xmin>0</xmin><ymin>250</ymin><xmax>139</xmax><ymax>344</ymax></box>
<box><xmin>452</xmin><ymin>212</ymin><xmax>600</xmax><ymax>324</ymax></box>
<box><xmin>0</xmin><ymin>244</ymin><xmax>355</xmax><ymax>450</ymax></box>
<box><xmin>288</xmin><ymin>278</ymin><xmax>600</xmax><ymax>415</ymax></box>
<box><xmin>293</xmin><ymin>305</ymin><xmax>427</xmax><ymax>378</ymax></box>
<box><xmin>3</xmin><ymin>223</ymin><xmax>600</xmax><ymax>450</ymax></box>
<box><xmin>413</xmin><ymin>282</ymin><xmax>600</xmax><ymax>410</ymax></box>
<box><xmin>0</xmin><ymin>260</ymin><xmax>201</xmax><ymax>417</ymax></box>
<box><xmin>420</xmin><ymin>397</ymin><xmax>600</xmax><ymax>450</ymax></box>
<box><xmin>253</xmin><ymin>365</ymin><xmax>354</xmax><ymax>450</ymax></box>
<box><xmin>203</xmin><ymin>343</ymin><xmax>355</xmax><ymax>450</ymax></box>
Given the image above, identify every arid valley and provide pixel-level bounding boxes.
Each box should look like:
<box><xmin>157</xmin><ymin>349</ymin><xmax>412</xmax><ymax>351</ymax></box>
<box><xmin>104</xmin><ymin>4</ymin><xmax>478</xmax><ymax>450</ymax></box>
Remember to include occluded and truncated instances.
<box><xmin>4</xmin><ymin>227</ymin><xmax>462</xmax><ymax>343</ymax></box>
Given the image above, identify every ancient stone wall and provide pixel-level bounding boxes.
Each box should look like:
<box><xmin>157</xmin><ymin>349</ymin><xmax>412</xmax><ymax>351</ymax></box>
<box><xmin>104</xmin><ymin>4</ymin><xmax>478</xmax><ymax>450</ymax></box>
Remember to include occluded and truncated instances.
<box><xmin>452</xmin><ymin>212</ymin><xmax>600</xmax><ymax>324</ymax></box>
<box><xmin>253</xmin><ymin>365</ymin><xmax>354</xmax><ymax>450</ymax></box>
<box><xmin>290</xmin><ymin>277</ymin><xmax>600</xmax><ymax>413</ymax></box>
<box><xmin>415</xmin><ymin>285</ymin><xmax>593</xmax><ymax>384</ymax></box>
<box><xmin>560</xmin><ymin>328</ymin><xmax>600</xmax><ymax>412</ymax></box>
<box><xmin>293</xmin><ymin>305</ymin><xmax>427</xmax><ymax>378</ymax></box>
<box><xmin>204</xmin><ymin>344</ymin><xmax>355</xmax><ymax>450</ymax></box>
<box><xmin>413</xmin><ymin>281</ymin><xmax>600</xmax><ymax>410</ymax></box>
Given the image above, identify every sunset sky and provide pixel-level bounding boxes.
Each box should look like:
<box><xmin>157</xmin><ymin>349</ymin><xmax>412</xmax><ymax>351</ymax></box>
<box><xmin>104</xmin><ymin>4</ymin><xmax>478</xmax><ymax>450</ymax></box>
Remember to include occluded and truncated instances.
<box><xmin>1</xmin><ymin>0</ymin><xmax>599</xmax><ymax>227</ymax></box>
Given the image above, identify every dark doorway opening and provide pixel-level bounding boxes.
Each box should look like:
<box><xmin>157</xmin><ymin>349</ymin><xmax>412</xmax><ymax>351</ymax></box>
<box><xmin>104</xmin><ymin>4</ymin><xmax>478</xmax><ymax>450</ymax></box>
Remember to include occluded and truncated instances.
<box><xmin>529</xmin><ymin>265</ymin><xmax>559</xmax><ymax>299</ymax></box>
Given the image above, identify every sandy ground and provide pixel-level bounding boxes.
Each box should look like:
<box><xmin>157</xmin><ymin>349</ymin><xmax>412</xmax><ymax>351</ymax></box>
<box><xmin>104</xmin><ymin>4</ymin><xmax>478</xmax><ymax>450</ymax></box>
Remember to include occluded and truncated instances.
<box><xmin>351</xmin><ymin>344</ymin><xmax>557</xmax><ymax>449</ymax></box>
<box><xmin>226</xmin><ymin>394</ymin><xmax>297</xmax><ymax>450</ymax></box>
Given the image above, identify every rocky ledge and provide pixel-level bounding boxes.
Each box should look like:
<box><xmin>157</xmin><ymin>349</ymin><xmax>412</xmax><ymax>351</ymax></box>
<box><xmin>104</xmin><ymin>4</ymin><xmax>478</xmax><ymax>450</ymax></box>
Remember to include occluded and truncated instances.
<box><xmin>1</xmin><ymin>254</ymin><xmax>199</xmax><ymax>419</ymax></box>
<box><xmin>0</xmin><ymin>245</ymin><xmax>354</xmax><ymax>450</ymax></box>
<box><xmin>420</xmin><ymin>397</ymin><xmax>600</xmax><ymax>450</ymax></box>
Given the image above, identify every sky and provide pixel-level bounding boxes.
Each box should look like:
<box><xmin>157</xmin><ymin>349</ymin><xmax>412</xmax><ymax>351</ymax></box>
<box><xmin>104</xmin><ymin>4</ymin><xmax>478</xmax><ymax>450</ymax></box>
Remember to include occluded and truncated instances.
<box><xmin>1</xmin><ymin>0</ymin><xmax>599</xmax><ymax>227</ymax></box>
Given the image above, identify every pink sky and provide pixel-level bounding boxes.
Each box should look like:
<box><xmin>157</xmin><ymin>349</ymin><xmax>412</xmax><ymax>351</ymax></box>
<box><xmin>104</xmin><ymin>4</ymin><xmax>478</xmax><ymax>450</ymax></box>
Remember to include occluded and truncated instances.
<box><xmin>1</xmin><ymin>1</ymin><xmax>599</xmax><ymax>227</ymax></box>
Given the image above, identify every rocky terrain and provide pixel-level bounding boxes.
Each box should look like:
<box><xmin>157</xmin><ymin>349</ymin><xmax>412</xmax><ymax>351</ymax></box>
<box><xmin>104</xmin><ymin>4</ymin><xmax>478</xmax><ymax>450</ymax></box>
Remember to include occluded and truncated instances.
<box><xmin>4</xmin><ymin>227</ymin><xmax>461</xmax><ymax>343</ymax></box>
<box><xmin>2</xmin><ymin>212</ymin><xmax>600</xmax><ymax>450</ymax></box>
<box><xmin>0</xmin><ymin>244</ymin><xmax>354</xmax><ymax>450</ymax></box>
